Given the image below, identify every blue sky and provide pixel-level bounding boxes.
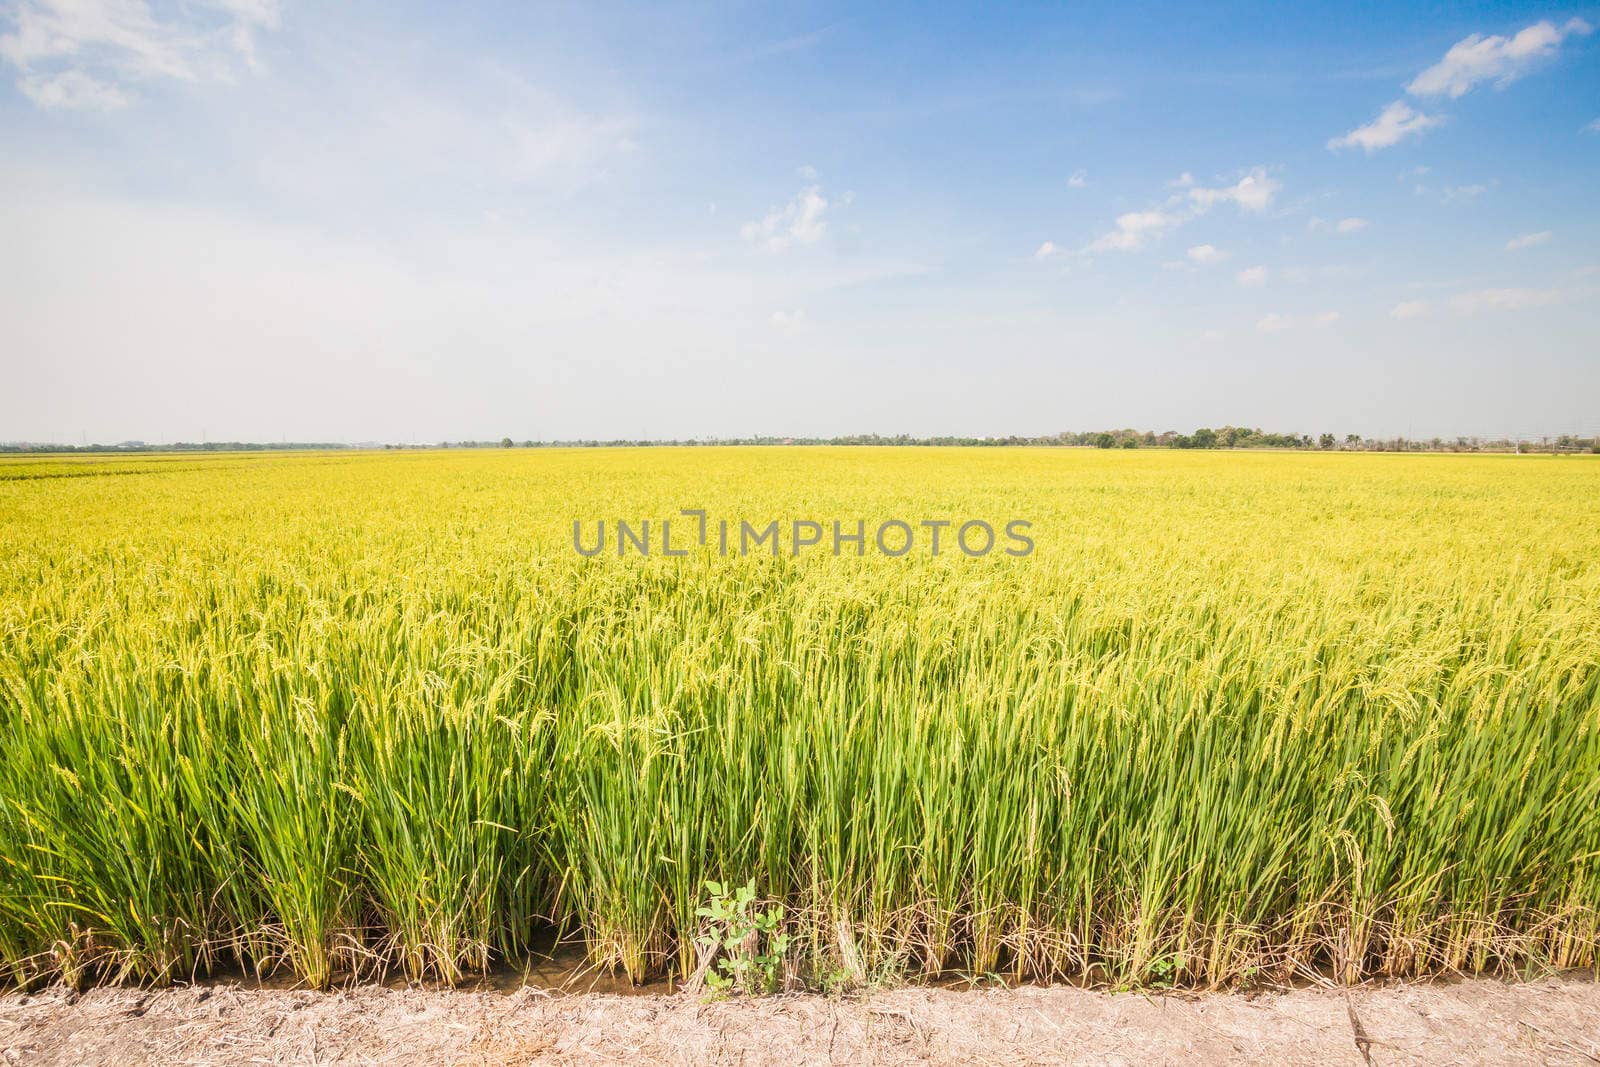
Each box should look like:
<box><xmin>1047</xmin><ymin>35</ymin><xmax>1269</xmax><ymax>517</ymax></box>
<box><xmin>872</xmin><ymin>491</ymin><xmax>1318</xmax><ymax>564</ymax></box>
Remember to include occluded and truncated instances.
<box><xmin>2</xmin><ymin>1</ymin><xmax>1597</xmax><ymax>443</ymax></box>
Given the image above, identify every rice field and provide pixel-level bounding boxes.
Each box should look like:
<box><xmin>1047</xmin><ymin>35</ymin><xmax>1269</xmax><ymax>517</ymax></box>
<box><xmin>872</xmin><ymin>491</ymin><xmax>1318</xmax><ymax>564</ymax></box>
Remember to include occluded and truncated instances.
<box><xmin>1</xmin><ymin>447</ymin><xmax>1597</xmax><ymax>990</ymax></box>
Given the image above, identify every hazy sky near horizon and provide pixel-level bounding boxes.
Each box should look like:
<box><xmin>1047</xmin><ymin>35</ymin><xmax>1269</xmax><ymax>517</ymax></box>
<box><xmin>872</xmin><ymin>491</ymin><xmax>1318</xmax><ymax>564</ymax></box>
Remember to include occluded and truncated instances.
<box><xmin>2</xmin><ymin>1</ymin><xmax>1598</xmax><ymax>444</ymax></box>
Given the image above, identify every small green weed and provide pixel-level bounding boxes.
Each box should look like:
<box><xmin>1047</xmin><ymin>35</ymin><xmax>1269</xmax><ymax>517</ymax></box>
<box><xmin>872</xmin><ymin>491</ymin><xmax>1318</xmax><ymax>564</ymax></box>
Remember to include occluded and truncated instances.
<box><xmin>695</xmin><ymin>881</ymin><xmax>791</xmax><ymax>996</ymax></box>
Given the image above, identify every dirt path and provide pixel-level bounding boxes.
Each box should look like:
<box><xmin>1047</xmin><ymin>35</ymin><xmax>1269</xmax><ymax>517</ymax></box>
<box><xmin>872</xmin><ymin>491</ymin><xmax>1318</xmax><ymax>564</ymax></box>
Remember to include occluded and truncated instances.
<box><xmin>3</xmin><ymin>974</ymin><xmax>1598</xmax><ymax>1065</ymax></box>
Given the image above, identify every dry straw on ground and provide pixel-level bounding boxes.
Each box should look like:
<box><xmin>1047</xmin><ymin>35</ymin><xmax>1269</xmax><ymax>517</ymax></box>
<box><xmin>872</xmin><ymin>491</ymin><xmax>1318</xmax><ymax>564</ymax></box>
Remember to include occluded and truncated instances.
<box><xmin>3</xmin><ymin>974</ymin><xmax>1600</xmax><ymax>1065</ymax></box>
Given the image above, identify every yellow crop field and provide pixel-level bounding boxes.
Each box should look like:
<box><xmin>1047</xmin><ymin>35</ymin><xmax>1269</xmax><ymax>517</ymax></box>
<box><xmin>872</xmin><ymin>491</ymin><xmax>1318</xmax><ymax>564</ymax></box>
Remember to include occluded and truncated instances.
<box><xmin>1</xmin><ymin>447</ymin><xmax>1597</xmax><ymax>990</ymax></box>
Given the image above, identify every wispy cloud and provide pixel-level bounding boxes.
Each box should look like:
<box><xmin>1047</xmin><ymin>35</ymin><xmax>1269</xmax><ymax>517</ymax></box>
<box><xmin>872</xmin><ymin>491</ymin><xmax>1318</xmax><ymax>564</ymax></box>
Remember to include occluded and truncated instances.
<box><xmin>1082</xmin><ymin>169</ymin><xmax>1279</xmax><ymax>255</ymax></box>
<box><xmin>17</xmin><ymin>67</ymin><xmax>129</xmax><ymax>109</ymax></box>
<box><xmin>1330</xmin><ymin>19</ymin><xmax>1591</xmax><ymax>153</ymax></box>
<box><xmin>1390</xmin><ymin>300</ymin><xmax>1428</xmax><ymax>319</ymax></box>
<box><xmin>1068</xmin><ymin>170</ymin><xmax>1087</xmax><ymax>188</ymax></box>
<box><xmin>1033</xmin><ymin>240</ymin><xmax>1060</xmax><ymax>260</ymax></box>
<box><xmin>1329</xmin><ymin>101</ymin><xmax>1441</xmax><ymax>151</ymax></box>
<box><xmin>1408</xmin><ymin>19</ymin><xmax>1593</xmax><ymax>99</ymax></box>
<box><xmin>1186</xmin><ymin>244</ymin><xmax>1226</xmax><ymax>264</ymax></box>
<box><xmin>1186</xmin><ymin>169</ymin><xmax>1280</xmax><ymax>213</ymax></box>
<box><xmin>1084</xmin><ymin>209</ymin><xmax>1183</xmax><ymax>253</ymax></box>
<box><xmin>1442</xmin><ymin>183</ymin><xmax>1489</xmax><ymax>204</ymax></box>
<box><xmin>742</xmin><ymin>183</ymin><xmax>830</xmax><ymax>252</ymax></box>
<box><xmin>735</xmin><ymin>23</ymin><xmax>843</xmax><ymax>64</ymax></box>
<box><xmin>1236</xmin><ymin>265</ymin><xmax>1268</xmax><ymax>287</ymax></box>
<box><xmin>1505</xmin><ymin>231</ymin><xmax>1551</xmax><ymax>251</ymax></box>
<box><xmin>253</xmin><ymin>71</ymin><xmax>638</xmax><ymax>211</ymax></box>
<box><xmin>1312</xmin><ymin>215</ymin><xmax>1363</xmax><ymax>235</ymax></box>
<box><xmin>1451</xmin><ymin>285</ymin><xmax>1585</xmax><ymax>312</ymax></box>
<box><xmin>1256</xmin><ymin>313</ymin><xmax>1293</xmax><ymax>333</ymax></box>
<box><xmin>1311</xmin><ymin>311</ymin><xmax>1341</xmax><ymax>328</ymax></box>
<box><xmin>0</xmin><ymin>0</ymin><xmax>281</xmax><ymax>110</ymax></box>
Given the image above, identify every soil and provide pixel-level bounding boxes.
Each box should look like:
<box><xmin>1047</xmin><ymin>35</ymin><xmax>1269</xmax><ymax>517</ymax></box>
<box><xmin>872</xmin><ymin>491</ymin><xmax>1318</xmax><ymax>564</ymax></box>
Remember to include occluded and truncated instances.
<box><xmin>2</xmin><ymin>971</ymin><xmax>1598</xmax><ymax>1065</ymax></box>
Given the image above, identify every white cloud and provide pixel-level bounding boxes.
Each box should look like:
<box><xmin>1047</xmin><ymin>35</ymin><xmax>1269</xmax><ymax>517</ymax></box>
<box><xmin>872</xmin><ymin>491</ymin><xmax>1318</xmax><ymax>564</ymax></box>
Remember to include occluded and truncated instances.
<box><xmin>1200</xmin><ymin>329</ymin><xmax>1224</xmax><ymax>342</ymax></box>
<box><xmin>1034</xmin><ymin>240</ymin><xmax>1060</xmax><ymax>260</ymax></box>
<box><xmin>17</xmin><ymin>68</ymin><xmax>129</xmax><ymax>109</ymax></box>
<box><xmin>208</xmin><ymin>0</ymin><xmax>279</xmax><ymax>69</ymax></box>
<box><xmin>1084</xmin><ymin>209</ymin><xmax>1183</xmax><ymax>253</ymax></box>
<box><xmin>796</xmin><ymin>164</ymin><xmax>819</xmax><ymax>181</ymax></box>
<box><xmin>1505</xmin><ymin>231</ymin><xmax>1551</xmax><ymax>251</ymax></box>
<box><xmin>770</xmin><ymin>309</ymin><xmax>807</xmax><ymax>330</ymax></box>
<box><xmin>1390</xmin><ymin>300</ymin><xmax>1428</xmax><ymax>319</ymax></box>
<box><xmin>1408</xmin><ymin>19</ymin><xmax>1593</xmax><ymax>99</ymax></box>
<box><xmin>1186</xmin><ymin>244</ymin><xmax>1226</xmax><ymax>264</ymax></box>
<box><xmin>1587</xmin><ymin>118</ymin><xmax>1600</xmax><ymax>134</ymax></box>
<box><xmin>1451</xmin><ymin>286</ymin><xmax>1572</xmax><ymax>312</ymax></box>
<box><xmin>1187</xmin><ymin>168</ymin><xmax>1280</xmax><ymax>213</ymax></box>
<box><xmin>1256</xmin><ymin>313</ymin><xmax>1293</xmax><ymax>333</ymax></box>
<box><xmin>1442</xmin><ymin>184</ymin><xmax>1488</xmax><ymax>204</ymax></box>
<box><xmin>0</xmin><ymin>0</ymin><xmax>194</xmax><ymax>81</ymax></box>
<box><xmin>742</xmin><ymin>184</ymin><xmax>829</xmax><ymax>251</ymax></box>
<box><xmin>1336</xmin><ymin>217</ymin><xmax>1368</xmax><ymax>233</ymax></box>
<box><xmin>1329</xmin><ymin>100</ymin><xmax>1442</xmax><ymax>151</ymax></box>
<box><xmin>1311</xmin><ymin>311</ymin><xmax>1341</xmax><ymax>328</ymax></box>
<box><xmin>0</xmin><ymin>0</ymin><xmax>280</xmax><ymax>109</ymax></box>
<box><xmin>1282</xmin><ymin>264</ymin><xmax>1364</xmax><ymax>286</ymax></box>
<box><xmin>249</xmin><ymin>73</ymin><xmax>637</xmax><ymax>208</ymax></box>
<box><xmin>1236</xmin><ymin>265</ymin><xmax>1268</xmax><ymax>287</ymax></box>
<box><xmin>1068</xmin><ymin>170</ymin><xmax>1087</xmax><ymax>188</ymax></box>
<box><xmin>1080</xmin><ymin>167</ymin><xmax>1277</xmax><ymax>257</ymax></box>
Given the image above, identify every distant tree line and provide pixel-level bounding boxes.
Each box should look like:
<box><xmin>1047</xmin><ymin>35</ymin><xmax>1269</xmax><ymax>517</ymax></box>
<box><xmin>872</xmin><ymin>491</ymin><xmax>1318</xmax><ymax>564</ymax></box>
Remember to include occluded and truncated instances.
<box><xmin>6</xmin><ymin>431</ymin><xmax>1597</xmax><ymax>454</ymax></box>
<box><xmin>438</xmin><ymin>429</ymin><xmax>1600</xmax><ymax>454</ymax></box>
<box><xmin>0</xmin><ymin>441</ymin><xmax>359</xmax><ymax>454</ymax></box>
<box><xmin>1066</xmin><ymin>428</ymin><xmax>1600</xmax><ymax>453</ymax></box>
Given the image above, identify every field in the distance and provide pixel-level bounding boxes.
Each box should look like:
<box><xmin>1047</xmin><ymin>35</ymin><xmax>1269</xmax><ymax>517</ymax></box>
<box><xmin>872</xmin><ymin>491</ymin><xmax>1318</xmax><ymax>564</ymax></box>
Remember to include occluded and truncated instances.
<box><xmin>1</xmin><ymin>447</ymin><xmax>1597</xmax><ymax>990</ymax></box>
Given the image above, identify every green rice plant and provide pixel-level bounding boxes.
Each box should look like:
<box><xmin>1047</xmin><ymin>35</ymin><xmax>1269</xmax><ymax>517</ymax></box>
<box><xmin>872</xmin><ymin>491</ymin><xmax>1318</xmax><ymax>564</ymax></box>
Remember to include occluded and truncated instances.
<box><xmin>0</xmin><ymin>446</ymin><xmax>1596</xmax><ymax>990</ymax></box>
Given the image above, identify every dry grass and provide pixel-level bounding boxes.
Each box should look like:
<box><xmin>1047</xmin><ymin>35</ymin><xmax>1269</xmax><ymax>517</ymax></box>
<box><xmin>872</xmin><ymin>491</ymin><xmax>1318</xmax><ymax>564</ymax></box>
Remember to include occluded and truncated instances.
<box><xmin>3</xmin><ymin>973</ymin><xmax>1600</xmax><ymax>1065</ymax></box>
